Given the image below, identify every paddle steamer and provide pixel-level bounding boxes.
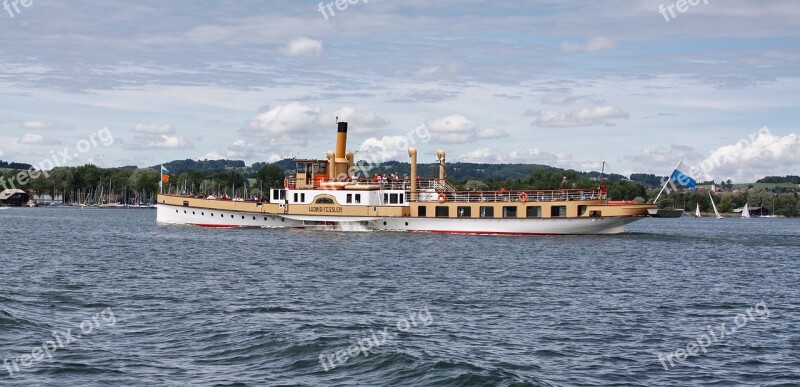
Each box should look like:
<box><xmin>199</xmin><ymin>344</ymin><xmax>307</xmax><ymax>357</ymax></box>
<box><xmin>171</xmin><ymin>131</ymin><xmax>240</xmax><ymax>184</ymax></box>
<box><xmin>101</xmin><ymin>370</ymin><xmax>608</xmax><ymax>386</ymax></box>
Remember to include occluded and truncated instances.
<box><xmin>157</xmin><ymin>122</ymin><xmax>654</xmax><ymax>234</ymax></box>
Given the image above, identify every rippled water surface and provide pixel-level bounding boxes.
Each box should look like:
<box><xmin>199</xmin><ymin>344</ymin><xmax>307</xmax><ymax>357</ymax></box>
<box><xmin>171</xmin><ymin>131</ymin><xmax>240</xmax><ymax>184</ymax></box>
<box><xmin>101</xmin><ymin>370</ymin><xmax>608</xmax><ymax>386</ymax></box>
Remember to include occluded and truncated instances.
<box><xmin>1</xmin><ymin>208</ymin><xmax>799</xmax><ymax>386</ymax></box>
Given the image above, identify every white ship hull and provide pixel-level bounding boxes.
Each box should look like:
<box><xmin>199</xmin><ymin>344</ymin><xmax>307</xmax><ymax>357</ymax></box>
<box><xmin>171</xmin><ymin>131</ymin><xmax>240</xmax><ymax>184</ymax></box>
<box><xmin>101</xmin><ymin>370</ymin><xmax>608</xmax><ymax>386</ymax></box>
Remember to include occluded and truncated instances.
<box><xmin>157</xmin><ymin>203</ymin><xmax>640</xmax><ymax>235</ymax></box>
<box><xmin>157</xmin><ymin>204</ymin><xmax>302</xmax><ymax>228</ymax></box>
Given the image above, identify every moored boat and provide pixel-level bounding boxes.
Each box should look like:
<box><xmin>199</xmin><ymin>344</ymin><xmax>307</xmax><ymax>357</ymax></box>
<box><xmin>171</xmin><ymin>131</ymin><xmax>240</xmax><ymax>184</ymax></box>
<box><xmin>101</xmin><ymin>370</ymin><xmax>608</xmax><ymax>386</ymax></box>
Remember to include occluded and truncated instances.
<box><xmin>157</xmin><ymin>122</ymin><xmax>655</xmax><ymax>234</ymax></box>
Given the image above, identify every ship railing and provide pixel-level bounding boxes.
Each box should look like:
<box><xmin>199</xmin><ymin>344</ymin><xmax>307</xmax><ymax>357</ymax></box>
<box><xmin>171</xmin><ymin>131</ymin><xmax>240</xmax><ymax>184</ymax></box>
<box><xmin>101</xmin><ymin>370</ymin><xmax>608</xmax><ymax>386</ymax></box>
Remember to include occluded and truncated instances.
<box><xmin>426</xmin><ymin>189</ymin><xmax>605</xmax><ymax>203</ymax></box>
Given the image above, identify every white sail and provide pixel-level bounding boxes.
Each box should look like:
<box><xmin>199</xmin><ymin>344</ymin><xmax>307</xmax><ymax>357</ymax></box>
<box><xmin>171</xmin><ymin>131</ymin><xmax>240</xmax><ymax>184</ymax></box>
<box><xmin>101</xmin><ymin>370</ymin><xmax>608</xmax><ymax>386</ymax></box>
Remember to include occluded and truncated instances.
<box><xmin>695</xmin><ymin>204</ymin><xmax>701</xmax><ymax>217</ymax></box>
<box><xmin>742</xmin><ymin>203</ymin><xmax>751</xmax><ymax>218</ymax></box>
<box><xmin>709</xmin><ymin>192</ymin><xmax>722</xmax><ymax>219</ymax></box>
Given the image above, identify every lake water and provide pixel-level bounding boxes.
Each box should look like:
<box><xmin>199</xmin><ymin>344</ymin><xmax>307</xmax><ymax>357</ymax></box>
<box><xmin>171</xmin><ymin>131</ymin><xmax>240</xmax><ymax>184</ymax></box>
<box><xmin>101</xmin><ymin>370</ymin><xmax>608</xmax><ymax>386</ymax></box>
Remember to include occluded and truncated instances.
<box><xmin>1</xmin><ymin>208</ymin><xmax>798</xmax><ymax>386</ymax></box>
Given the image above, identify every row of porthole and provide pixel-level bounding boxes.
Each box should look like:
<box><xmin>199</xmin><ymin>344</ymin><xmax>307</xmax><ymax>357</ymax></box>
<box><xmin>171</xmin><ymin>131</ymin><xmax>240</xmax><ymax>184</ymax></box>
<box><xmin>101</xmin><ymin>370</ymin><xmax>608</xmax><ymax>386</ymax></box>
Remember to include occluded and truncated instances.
<box><xmin>176</xmin><ymin>209</ymin><xmax>284</xmax><ymax>222</ymax></box>
<box><xmin>382</xmin><ymin>221</ymin><xmax>410</xmax><ymax>226</ymax></box>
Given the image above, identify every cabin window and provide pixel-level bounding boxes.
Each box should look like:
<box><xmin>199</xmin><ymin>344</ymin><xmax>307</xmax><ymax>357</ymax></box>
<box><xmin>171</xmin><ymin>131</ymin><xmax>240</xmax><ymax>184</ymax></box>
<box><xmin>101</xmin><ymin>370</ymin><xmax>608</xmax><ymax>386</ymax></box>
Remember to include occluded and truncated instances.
<box><xmin>293</xmin><ymin>193</ymin><xmax>298</xmax><ymax>203</ymax></box>
<box><xmin>435</xmin><ymin>206</ymin><xmax>450</xmax><ymax>218</ymax></box>
<box><xmin>346</xmin><ymin>193</ymin><xmax>352</xmax><ymax>204</ymax></box>
<box><xmin>399</xmin><ymin>194</ymin><xmax>404</xmax><ymax>204</ymax></box>
<box><xmin>300</xmin><ymin>193</ymin><xmax>306</xmax><ymax>202</ymax></box>
<box><xmin>315</xmin><ymin>197</ymin><xmax>334</xmax><ymax>204</ymax></box>
<box><xmin>355</xmin><ymin>194</ymin><xmax>361</xmax><ymax>204</ymax></box>
<box><xmin>418</xmin><ymin>206</ymin><xmax>427</xmax><ymax>217</ymax></box>
<box><xmin>297</xmin><ymin>164</ymin><xmax>307</xmax><ymax>173</ymax></box>
<box><xmin>480</xmin><ymin>206</ymin><xmax>494</xmax><ymax>218</ymax></box>
<box><xmin>390</xmin><ymin>193</ymin><xmax>399</xmax><ymax>204</ymax></box>
<box><xmin>457</xmin><ymin>206</ymin><xmax>472</xmax><ymax>218</ymax></box>
<box><xmin>551</xmin><ymin>205</ymin><xmax>567</xmax><ymax>217</ymax></box>
<box><xmin>578</xmin><ymin>205</ymin><xmax>588</xmax><ymax>216</ymax></box>
<box><xmin>318</xmin><ymin>164</ymin><xmax>326</xmax><ymax>174</ymax></box>
<box><xmin>526</xmin><ymin>206</ymin><xmax>542</xmax><ymax>218</ymax></box>
<box><xmin>273</xmin><ymin>190</ymin><xmax>280</xmax><ymax>200</ymax></box>
<box><xmin>503</xmin><ymin>206</ymin><xmax>518</xmax><ymax>218</ymax></box>
<box><xmin>384</xmin><ymin>193</ymin><xmax>389</xmax><ymax>203</ymax></box>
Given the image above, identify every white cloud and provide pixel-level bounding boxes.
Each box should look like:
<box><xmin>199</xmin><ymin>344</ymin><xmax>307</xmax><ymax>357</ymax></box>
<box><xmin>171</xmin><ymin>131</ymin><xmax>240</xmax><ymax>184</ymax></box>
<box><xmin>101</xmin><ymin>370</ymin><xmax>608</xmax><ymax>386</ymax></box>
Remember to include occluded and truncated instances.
<box><xmin>423</xmin><ymin>115</ymin><xmax>511</xmax><ymax>144</ymax></box>
<box><xmin>18</xmin><ymin>133</ymin><xmax>62</xmax><ymax>145</ymax></box>
<box><xmin>585</xmin><ymin>36</ymin><xmax>618</xmax><ymax>52</ymax></box>
<box><xmin>128</xmin><ymin>134</ymin><xmax>193</xmax><ymax>150</ymax></box>
<box><xmin>424</xmin><ymin>114</ymin><xmax>476</xmax><ymax>144</ymax></box>
<box><xmin>458</xmin><ymin>147</ymin><xmax>573</xmax><ymax>166</ymax></box>
<box><xmin>623</xmin><ymin>144</ymin><xmax>702</xmax><ymax>172</ymax></box>
<box><xmin>245</xmin><ymin>103</ymin><xmax>389</xmax><ymax>146</ymax></box>
<box><xmin>532</xmin><ymin>106</ymin><xmax>629</xmax><ymax>128</ymax></box>
<box><xmin>561</xmin><ymin>36</ymin><xmax>617</xmax><ymax>52</ymax></box>
<box><xmin>280</xmin><ymin>37</ymin><xmax>323</xmax><ymax>58</ymax></box>
<box><xmin>320</xmin><ymin>106</ymin><xmax>390</xmax><ymax>135</ymax></box>
<box><xmin>202</xmin><ymin>140</ymin><xmax>258</xmax><ymax>161</ymax></box>
<box><xmin>357</xmin><ymin>136</ymin><xmax>415</xmax><ymax>164</ymax></box>
<box><xmin>426</xmin><ymin>115</ymin><xmax>475</xmax><ymax>133</ymax></box>
<box><xmin>476</xmin><ymin>128</ymin><xmax>509</xmax><ymax>139</ymax></box>
<box><xmin>132</xmin><ymin>123</ymin><xmax>175</xmax><ymax>134</ymax></box>
<box><xmin>20</xmin><ymin>121</ymin><xmax>72</xmax><ymax>130</ymax></box>
<box><xmin>458</xmin><ymin>147</ymin><xmax>495</xmax><ymax>161</ymax></box>
<box><xmin>690</xmin><ymin>128</ymin><xmax>800</xmax><ymax>182</ymax></box>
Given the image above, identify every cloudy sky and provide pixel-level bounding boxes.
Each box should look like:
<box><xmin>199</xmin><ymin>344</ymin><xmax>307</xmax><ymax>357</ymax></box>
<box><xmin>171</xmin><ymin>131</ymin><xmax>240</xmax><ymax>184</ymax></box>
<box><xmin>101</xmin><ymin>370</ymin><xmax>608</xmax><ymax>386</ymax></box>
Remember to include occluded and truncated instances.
<box><xmin>1</xmin><ymin>0</ymin><xmax>798</xmax><ymax>182</ymax></box>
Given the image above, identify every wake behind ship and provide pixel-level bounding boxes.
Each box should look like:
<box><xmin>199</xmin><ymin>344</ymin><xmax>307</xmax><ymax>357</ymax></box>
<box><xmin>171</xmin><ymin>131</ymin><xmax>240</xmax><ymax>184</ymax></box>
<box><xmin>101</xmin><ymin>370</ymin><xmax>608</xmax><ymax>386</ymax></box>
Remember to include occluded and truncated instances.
<box><xmin>157</xmin><ymin>122</ymin><xmax>654</xmax><ymax>234</ymax></box>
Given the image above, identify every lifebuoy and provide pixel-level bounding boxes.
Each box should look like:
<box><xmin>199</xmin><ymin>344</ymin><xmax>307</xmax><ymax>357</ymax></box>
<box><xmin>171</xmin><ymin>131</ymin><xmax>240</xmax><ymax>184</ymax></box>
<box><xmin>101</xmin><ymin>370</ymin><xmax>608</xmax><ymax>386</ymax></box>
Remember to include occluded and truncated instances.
<box><xmin>284</xmin><ymin>177</ymin><xmax>289</xmax><ymax>188</ymax></box>
<box><xmin>519</xmin><ymin>192</ymin><xmax>528</xmax><ymax>203</ymax></box>
<box><xmin>437</xmin><ymin>193</ymin><xmax>446</xmax><ymax>203</ymax></box>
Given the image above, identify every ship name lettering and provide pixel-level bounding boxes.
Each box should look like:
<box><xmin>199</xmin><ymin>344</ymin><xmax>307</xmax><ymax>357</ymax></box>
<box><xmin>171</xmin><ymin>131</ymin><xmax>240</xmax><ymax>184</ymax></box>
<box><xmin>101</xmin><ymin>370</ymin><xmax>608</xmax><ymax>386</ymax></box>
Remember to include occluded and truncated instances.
<box><xmin>309</xmin><ymin>206</ymin><xmax>343</xmax><ymax>213</ymax></box>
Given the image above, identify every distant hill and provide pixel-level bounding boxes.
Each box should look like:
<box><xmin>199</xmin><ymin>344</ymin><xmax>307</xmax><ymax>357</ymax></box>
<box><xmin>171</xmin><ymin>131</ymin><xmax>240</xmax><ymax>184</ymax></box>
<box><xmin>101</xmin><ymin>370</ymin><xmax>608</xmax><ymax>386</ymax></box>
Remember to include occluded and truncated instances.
<box><xmin>0</xmin><ymin>160</ymin><xmax>33</xmax><ymax>170</ymax></box>
<box><xmin>757</xmin><ymin>175</ymin><xmax>800</xmax><ymax>184</ymax></box>
<box><xmin>154</xmin><ymin>158</ymin><xmax>637</xmax><ymax>182</ymax></box>
<box><xmin>151</xmin><ymin>159</ymin><xmax>246</xmax><ymax>174</ymax></box>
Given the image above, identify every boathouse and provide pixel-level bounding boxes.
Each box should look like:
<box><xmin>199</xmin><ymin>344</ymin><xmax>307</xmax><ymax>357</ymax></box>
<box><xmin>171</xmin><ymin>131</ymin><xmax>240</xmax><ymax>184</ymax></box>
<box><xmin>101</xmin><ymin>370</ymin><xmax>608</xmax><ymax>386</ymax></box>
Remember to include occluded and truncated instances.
<box><xmin>0</xmin><ymin>189</ymin><xmax>30</xmax><ymax>207</ymax></box>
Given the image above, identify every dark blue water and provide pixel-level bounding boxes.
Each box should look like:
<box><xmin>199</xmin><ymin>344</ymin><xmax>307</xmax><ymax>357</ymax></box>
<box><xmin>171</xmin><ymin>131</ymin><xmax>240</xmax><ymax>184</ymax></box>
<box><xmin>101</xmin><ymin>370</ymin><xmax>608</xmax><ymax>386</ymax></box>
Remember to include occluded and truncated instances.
<box><xmin>1</xmin><ymin>208</ymin><xmax>798</xmax><ymax>386</ymax></box>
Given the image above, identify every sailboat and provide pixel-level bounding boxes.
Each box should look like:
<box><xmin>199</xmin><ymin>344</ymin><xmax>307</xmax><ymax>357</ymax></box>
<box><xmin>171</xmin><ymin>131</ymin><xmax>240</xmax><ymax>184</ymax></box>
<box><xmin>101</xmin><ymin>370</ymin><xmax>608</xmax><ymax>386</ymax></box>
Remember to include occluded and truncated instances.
<box><xmin>709</xmin><ymin>192</ymin><xmax>723</xmax><ymax>219</ymax></box>
<box><xmin>695</xmin><ymin>204</ymin><xmax>702</xmax><ymax>218</ymax></box>
<box><xmin>742</xmin><ymin>203</ymin><xmax>751</xmax><ymax>218</ymax></box>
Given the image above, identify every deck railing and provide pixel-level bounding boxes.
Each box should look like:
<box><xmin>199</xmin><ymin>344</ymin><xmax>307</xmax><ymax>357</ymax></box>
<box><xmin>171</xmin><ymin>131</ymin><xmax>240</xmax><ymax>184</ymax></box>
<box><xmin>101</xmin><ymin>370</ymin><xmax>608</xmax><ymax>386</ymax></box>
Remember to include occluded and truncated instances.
<box><xmin>431</xmin><ymin>189</ymin><xmax>604</xmax><ymax>203</ymax></box>
<box><xmin>282</xmin><ymin>177</ymin><xmax>605</xmax><ymax>203</ymax></box>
